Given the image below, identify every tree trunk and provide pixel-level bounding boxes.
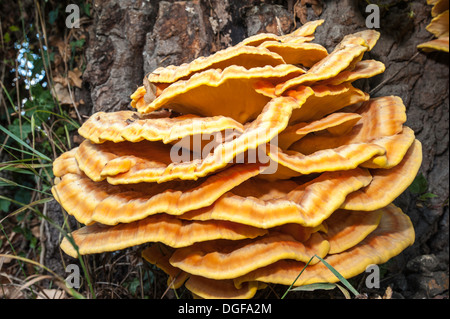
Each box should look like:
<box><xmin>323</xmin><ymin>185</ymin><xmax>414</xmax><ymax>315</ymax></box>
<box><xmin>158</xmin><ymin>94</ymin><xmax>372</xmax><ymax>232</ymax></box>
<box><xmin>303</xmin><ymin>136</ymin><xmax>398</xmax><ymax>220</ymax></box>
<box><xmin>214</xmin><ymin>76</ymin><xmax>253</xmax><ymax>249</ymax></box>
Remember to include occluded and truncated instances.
<box><xmin>49</xmin><ymin>0</ymin><xmax>447</xmax><ymax>298</ymax></box>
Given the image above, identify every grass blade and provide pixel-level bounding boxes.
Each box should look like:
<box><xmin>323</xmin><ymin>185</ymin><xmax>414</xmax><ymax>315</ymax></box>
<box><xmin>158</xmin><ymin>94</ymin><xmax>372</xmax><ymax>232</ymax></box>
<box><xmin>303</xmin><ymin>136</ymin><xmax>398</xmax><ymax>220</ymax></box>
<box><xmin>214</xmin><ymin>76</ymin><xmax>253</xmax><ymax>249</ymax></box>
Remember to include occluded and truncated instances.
<box><xmin>0</xmin><ymin>196</ymin><xmax>54</xmax><ymax>223</ymax></box>
<box><xmin>281</xmin><ymin>255</ymin><xmax>316</xmax><ymax>299</ymax></box>
<box><xmin>0</xmin><ymin>254</ymin><xmax>85</xmax><ymax>299</ymax></box>
<box><xmin>282</xmin><ymin>254</ymin><xmax>360</xmax><ymax>299</ymax></box>
<box><xmin>290</xmin><ymin>282</ymin><xmax>337</xmax><ymax>292</ymax></box>
<box><xmin>314</xmin><ymin>255</ymin><xmax>360</xmax><ymax>296</ymax></box>
<box><xmin>0</xmin><ymin>124</ymin><xmax>51</xmax><ymax>162</ymax></box>
<box><xmin>335</xmin><ymin>283</ymin><xmax>351</xmax><ymax>299</ymax></box>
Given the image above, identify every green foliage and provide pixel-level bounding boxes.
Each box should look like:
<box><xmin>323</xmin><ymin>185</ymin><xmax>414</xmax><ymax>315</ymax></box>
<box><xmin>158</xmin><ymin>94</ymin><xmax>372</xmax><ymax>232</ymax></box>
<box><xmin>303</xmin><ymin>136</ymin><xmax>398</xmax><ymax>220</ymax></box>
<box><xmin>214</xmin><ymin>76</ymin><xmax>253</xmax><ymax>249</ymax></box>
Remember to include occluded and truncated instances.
<box><xmin>70</xmin><ymin>38</ymin><xmax>85</xmax><ymax>51</ymax></box>
<box><xmin>291</xmin><ymin>282</ymin><xmax>352</xmax><ymax>299</ymax></box>
<box><xmin>282</xmin><ymin>254</ymin><xmax>360</xmax><ymax>299</ymax></box>
<box><xmin>3</xmin><ymin>32</ymin><xmax>11</xmax><ymax>43</ymax></box>
<box><xmin>0</xmin><ymin>199</ymin><xmax>11</xmax><ymax>213</ymax></box>
<box><xmin>124</xmin><ymin>268</ymin><xmax>155</xmax><ymax>297</ymax></box>
<box><xmin>409</xmin><ymin>173</ymin><xmax>438</xmax><ymax>201</ymax></box>
<box><xmin>409</xmin><ymin>173</ymin><xmax>428</xmax><ymax>194</ymax></box>
<box><xmin>12</xmin><ymin>224</ymin><xmax>38</xmax><ymax>250</ymax></box>
<box><xmin>9</xmin><ymin>25</ymin><xmax>21</xmax><ymax>32</ymax></box>
<box><xmin>0</xmin><ymin>0</ymin><xmax>94</xmax><ymax>299</ymax></box>
<box><xmin>48</xmin><ymin>6</ymin><xmax>60</xmax><ymax>25</ymax></box>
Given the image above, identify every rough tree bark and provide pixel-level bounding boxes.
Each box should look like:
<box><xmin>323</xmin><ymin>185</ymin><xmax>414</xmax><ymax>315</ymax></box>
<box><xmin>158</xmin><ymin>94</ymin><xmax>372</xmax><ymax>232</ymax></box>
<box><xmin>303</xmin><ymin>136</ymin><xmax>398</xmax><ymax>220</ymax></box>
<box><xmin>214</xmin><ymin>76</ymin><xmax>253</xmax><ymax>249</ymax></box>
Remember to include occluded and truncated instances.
<box><xmin>45</xmin><ymin>0</ymin><xmax>448</xmax><ymax>298</ymax></box>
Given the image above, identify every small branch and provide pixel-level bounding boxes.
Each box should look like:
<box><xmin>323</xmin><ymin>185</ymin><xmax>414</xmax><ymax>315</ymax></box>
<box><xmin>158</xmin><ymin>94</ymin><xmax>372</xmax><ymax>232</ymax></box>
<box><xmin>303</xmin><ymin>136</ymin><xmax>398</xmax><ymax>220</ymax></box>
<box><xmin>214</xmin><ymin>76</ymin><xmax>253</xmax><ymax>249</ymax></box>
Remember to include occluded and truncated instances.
<box><xmin>369</xmin><ymin>51</ymin><xmax>421</xmax><ymax>96</ymax></box>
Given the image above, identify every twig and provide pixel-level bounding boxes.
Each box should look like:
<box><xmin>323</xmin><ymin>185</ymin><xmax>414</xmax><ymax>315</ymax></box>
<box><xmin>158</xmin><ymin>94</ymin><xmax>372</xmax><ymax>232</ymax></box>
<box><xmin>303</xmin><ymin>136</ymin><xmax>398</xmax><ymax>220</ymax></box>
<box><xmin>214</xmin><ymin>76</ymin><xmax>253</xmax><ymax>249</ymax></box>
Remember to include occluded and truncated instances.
<box><xmin>34</xmin><ymin>0</ymin><xmax>61</xmax><ymax>114</ymax></box>
<box><xmin>161</xmin><ymin>271</ymin><xmax>183</xmax><ymax>299</ymax></box>
<box><xmin>369</xmin><ymin>51</ymin><xmax>421</xmax><ymax>95</ymax></box>
<box><xmin>293</xmin><ymin>0</ymin><xmax>301</xmax><ymax>29</ymax></box>
<box><xmin>14</xmin><ymin>59</ymin><xmax>23</xmax><ymax>146</ymax></box>
<box><xmin>39</xmin><ymin>201</ymin><xmax>48</xmax><ymax>269</ymax></box>
<box><xmin>275</xmin><ymin>16</ymin><xmax>284</xmax><ymax>36</ymax></box>
<box><xmin>0</xmin><ymin>63</ymin><xmax>10</xmax><ymax>125</ymax></box>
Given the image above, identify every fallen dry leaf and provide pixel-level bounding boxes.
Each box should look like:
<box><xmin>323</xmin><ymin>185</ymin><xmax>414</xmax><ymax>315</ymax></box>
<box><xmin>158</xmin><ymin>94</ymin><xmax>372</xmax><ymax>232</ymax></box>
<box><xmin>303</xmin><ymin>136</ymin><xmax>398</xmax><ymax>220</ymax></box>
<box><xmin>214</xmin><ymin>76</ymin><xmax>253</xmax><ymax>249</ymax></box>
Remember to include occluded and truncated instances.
<box><xmin>31</xmin><ymin>226</ymin><xmax>41</xmax><ymax>240</ymax></box>
<box><xmin>68</xmin><ymin>68</ymin><xmax>83</xmax><ymax>88</ymax></box>
<box><xmin>56</xmin><ymin>40</ymin><xmax>71</xmax><ymax>64</ymax></box>
<box><xmin>53</xmin><ymin>68</ymin><xmax>83</xmax><ymax>89</ymax></box>
<box><xmin>0</xmin><ymin>285</ymin><xmax>24</xmax><ymax>299</ymax></box>
<box><xmin>52</xmin><ymin>74</ymin><xmax>70</xmax><ymax>86</ymax></box>
<box><xmin>36</xmin><ymin>288</ymin><xmax>66</xmax><ymax>299</ymax></box>
<box><xmin>383</xmin><ymin>285</ymin><xmax>393</xmax><ymax>299</ymax></box>
<box><xmin>294</xmin><ymin>0</ymin><xmax>323</xmax><ymax>24</ymax></box>
<box><xmin>0</xmin><ymin>255</ymin><xmax>13</xmax><ymax>265</ymax></box>
<box><xmin>52</xmin><ymin>83</ymin><xmax>73</xmax><ymax>105</ymax></box>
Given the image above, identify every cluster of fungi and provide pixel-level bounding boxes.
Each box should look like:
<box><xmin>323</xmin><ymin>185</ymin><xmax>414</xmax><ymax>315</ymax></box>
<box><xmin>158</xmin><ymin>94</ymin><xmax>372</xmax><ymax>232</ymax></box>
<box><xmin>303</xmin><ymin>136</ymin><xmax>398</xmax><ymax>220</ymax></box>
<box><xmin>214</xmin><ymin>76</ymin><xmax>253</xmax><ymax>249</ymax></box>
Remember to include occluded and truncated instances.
<box><xmin>418</xmin><ymin>0</ymin><xmax>449</xmax><ymax>53</ymax></box>
<box><xmin>52</xmin><ymin>20</ymin><xmax>423</xmax><ymax>299</ymax></box>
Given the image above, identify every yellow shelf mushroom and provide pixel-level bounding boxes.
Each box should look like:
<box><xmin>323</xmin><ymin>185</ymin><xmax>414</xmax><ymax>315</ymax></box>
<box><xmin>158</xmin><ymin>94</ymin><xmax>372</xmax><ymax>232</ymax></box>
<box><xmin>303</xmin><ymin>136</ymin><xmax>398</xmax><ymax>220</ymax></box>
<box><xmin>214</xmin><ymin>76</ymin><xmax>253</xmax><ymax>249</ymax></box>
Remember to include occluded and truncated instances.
<box><xmin>52</xmin><ymin>19</ymin><xmax>421</xmax><ymax>299</ymax></box>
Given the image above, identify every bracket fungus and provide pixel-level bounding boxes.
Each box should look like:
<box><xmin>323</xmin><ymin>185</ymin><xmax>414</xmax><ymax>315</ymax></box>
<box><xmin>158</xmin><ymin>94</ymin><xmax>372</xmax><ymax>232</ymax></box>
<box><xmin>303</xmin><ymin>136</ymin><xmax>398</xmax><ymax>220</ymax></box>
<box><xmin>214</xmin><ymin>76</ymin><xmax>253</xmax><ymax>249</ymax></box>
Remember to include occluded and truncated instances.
<box><xmin>418</xmin><ymin>0</ymin><xmax>449</xmax><ymax>52</ymax></box>
<box><xmin>52</xmin><ymin>19</ymin><xmax>421</xmax><ymax>299</ymax></box>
